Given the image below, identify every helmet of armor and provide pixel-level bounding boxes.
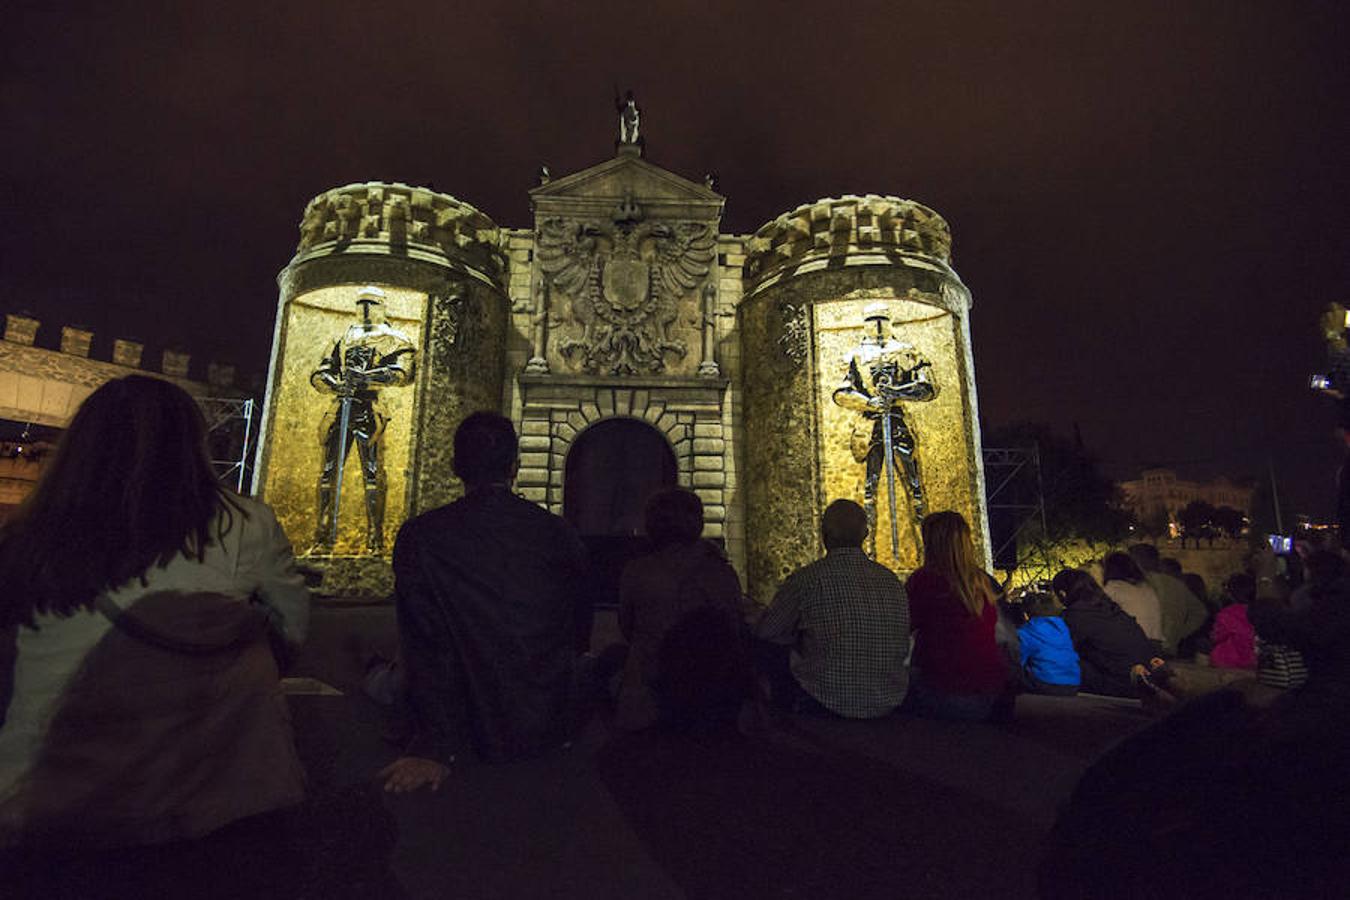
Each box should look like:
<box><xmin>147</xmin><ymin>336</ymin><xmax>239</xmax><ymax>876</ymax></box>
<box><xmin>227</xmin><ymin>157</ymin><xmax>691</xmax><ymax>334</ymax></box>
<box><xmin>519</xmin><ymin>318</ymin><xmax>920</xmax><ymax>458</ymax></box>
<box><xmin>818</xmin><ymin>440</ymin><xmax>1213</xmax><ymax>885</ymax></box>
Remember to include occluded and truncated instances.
<box><xmin>355</xmin><ymin>285</ymin><xmax>389</xmax><ymax>327</ymax></box>
<box><xmin>862</xmin><ymin>302</ymin><xmax>891</xmax><ymax>323</ymax></box>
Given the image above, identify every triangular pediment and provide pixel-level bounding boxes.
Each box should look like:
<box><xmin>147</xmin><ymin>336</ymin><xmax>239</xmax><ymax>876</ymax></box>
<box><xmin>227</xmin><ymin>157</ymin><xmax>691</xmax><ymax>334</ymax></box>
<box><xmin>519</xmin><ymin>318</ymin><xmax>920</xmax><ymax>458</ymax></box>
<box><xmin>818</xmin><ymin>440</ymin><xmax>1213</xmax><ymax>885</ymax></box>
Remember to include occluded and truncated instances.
<box><xmin>530</xmin><ymin>150</ymin><xmax>723</xmax><ymax>223</ymax></box>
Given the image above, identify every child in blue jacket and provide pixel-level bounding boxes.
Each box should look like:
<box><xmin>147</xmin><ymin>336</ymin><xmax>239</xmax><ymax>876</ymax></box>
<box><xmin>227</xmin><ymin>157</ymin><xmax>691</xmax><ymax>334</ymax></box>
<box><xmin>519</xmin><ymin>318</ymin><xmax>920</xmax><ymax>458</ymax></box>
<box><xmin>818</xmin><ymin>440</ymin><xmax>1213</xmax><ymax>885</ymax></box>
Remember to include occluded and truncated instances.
<box><xmin>1017</xmin><ymin>592</ymin><xmax>1081</xmax><ymax>695</ymax></box>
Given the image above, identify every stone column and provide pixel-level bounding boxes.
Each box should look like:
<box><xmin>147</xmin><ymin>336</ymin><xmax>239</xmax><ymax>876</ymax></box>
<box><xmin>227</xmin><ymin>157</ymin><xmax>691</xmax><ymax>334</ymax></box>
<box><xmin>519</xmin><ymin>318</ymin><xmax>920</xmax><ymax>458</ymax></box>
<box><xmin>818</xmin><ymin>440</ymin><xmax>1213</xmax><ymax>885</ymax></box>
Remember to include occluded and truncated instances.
<box><xmin>697</xmin><ymin>282</ymin><xmax>720</xmax><ymax>378</ymax></box>
<box><xmin>525</xmin><ymin>280</ymin><xmax>551</xmax><ymax>374</ymax></box>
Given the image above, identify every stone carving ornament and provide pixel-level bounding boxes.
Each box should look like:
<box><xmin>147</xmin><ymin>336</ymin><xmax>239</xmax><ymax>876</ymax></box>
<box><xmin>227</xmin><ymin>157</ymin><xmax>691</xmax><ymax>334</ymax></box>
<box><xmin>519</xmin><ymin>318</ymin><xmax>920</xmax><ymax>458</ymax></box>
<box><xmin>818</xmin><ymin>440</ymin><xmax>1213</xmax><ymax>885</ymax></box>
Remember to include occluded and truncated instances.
<box><xmin>779</xmin><ymin>302</ymin><xmax>810</xmax><ymax>365</ymax></box>
<box><xmin>537</xmin><ymin>194</ymin><xmax>715</xmax><ymax>375</ymax></box>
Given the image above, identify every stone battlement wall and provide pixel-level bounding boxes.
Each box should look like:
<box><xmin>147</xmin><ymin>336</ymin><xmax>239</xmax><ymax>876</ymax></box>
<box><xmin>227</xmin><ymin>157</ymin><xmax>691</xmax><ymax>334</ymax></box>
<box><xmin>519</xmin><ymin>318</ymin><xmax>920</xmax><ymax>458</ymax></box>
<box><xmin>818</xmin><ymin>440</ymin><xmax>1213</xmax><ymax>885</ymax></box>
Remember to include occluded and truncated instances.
<box><xmin>744</xmin><ymin>195</ymin><xmax>953</xmax><ymax>289</ymax></box>
<box><xmin>1</xmin><ymin>312</ymin><xmax>248</xmax><ymax>430</ymax></box>
<box><xmin>293</xmin><ymin>182</ymin><xmax>507</xmax><ymax>290</ymax></box>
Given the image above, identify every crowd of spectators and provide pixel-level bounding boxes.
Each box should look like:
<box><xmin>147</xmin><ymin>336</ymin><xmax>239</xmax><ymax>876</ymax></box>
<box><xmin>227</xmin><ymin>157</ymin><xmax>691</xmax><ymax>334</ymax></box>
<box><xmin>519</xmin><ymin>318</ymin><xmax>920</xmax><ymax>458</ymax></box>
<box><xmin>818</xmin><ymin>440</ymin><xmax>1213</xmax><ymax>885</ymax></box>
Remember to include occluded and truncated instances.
<box><xmin>1</xmin><ymin>383</ymin><xmax>1345</xmax><ymax>896</ymax></box>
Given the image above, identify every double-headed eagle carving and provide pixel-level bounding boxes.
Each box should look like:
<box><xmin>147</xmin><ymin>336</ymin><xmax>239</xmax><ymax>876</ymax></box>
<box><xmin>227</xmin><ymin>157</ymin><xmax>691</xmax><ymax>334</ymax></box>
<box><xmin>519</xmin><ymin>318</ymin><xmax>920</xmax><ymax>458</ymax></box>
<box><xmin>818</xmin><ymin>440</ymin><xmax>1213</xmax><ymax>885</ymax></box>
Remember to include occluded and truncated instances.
<box><xmin>537</xmin><ymin>196</ymin><xmax>716</xmax><ymax>375</ymax></box>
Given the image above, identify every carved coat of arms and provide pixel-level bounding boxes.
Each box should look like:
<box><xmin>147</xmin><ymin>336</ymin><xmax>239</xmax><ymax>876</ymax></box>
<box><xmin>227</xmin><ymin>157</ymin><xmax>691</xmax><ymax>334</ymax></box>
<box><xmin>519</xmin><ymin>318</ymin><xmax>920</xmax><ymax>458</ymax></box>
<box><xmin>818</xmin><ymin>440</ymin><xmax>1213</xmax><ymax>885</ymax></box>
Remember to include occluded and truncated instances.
<box><xmin>536</xmin><ymin>195</ymin><xmax>716</xmax><ymax>374</ymax></box>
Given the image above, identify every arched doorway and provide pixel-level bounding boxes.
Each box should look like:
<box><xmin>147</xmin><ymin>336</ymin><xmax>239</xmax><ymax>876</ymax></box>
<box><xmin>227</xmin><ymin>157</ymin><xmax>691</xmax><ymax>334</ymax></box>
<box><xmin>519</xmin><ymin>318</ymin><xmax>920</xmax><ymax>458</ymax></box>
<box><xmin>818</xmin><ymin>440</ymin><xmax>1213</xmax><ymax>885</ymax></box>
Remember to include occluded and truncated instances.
<box><xmin>564</xmin><ymin>418</ymin><xmax>678</xmax><ymax>606</ymax></box>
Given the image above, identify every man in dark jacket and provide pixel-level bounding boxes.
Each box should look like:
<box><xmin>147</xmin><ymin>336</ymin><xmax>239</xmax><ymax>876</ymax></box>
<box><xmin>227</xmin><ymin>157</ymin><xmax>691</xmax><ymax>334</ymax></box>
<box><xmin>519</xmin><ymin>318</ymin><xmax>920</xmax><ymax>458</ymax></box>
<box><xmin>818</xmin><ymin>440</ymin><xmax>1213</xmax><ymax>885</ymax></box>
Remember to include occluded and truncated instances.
<box><xmin>380</xmin><ymin>412</ymin><xmax>590</xmax><ymax>792</ymax></box>
<box><xmin>1052</xmin><ymin>569</ymin><xmax>1155</xmax><ymax>697</ymax></box>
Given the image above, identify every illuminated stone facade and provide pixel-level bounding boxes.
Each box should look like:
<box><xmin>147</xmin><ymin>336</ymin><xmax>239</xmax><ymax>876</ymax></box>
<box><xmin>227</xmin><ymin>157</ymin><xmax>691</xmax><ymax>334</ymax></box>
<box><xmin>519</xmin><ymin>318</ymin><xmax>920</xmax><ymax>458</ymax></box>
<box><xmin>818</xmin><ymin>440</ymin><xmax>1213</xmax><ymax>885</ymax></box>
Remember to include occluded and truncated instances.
<box><xmin>257</xmin><ymin>146</ymin><xmax>988</xmax><ymax>600</ymax></box>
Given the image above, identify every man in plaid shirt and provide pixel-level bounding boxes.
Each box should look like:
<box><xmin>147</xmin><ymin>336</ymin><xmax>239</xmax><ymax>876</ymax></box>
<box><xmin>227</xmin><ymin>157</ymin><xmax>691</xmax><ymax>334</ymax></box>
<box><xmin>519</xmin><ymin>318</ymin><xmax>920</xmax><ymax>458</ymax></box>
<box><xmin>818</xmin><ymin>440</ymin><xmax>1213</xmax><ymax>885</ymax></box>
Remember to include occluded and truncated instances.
<box><xmin>754</xmin><ymin>499</ymin><xmax>911</xmax><ymax>718</ymax></box>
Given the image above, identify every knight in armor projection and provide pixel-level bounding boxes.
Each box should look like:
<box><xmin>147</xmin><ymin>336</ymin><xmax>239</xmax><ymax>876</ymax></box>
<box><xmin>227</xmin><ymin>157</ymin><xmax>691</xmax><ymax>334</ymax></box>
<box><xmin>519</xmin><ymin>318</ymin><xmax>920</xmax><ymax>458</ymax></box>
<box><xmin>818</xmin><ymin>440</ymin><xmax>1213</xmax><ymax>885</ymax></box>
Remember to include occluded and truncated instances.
<box><xmin>832</xmin><ymin>302</ymin><xmax>938</xmax><ymax>558</ymax></box>
<box><xmin>310</xmin><ymin>286</ymin><xmax>416</xmax><ymax>554</ymax></box>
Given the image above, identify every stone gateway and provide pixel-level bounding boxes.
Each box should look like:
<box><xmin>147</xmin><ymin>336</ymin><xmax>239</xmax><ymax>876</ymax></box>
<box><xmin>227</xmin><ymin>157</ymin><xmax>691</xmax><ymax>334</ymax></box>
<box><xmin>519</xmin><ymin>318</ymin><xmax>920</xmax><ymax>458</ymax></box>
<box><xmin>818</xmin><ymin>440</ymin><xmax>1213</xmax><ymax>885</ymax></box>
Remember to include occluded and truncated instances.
<box><xmin>254</xmin><ymin>125</ymin><xmax>990</xmax><ymax>601</ymax></box>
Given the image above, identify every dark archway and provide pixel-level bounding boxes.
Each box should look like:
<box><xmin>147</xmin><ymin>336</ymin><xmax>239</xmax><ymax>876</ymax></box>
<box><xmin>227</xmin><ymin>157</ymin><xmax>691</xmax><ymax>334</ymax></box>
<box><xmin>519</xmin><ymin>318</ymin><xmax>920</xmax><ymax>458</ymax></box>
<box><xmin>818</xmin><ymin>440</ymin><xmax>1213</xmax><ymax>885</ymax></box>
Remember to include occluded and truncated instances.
<box><xmin>564</xmin><ymin>418</ymin><xmax>678</xmax><ymax>607</ymax></box>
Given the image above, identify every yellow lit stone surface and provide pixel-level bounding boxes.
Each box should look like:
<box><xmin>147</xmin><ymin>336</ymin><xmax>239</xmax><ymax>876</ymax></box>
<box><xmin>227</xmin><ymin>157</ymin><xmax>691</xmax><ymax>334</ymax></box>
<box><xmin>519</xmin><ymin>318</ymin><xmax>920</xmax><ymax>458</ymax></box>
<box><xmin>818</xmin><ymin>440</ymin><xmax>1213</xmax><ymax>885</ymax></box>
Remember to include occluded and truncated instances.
<box><xmin>740</xmin><ymin>190</ymin><xmax>987</xmax><ymax>603</ymax></box>
<box><xmin>261</xmin><ymin>285</ymin><xmax>426</xmax><ymax>558</ymax></box>
<box><xmin>60</xmin><ymin>327</ymin><xmax>93</xmax><ymax>357</ymax></box>
<box><xmin>814</xmin><ymin>292</ymin><xmax>982</xmax><ymax>573</ymax></box>
<box><xmin>739</xmin><ymin>293</ymin><xmax>821</xmax><ymax>603</ymax></box>
<box><xmin>4</xmin><ymin>314</ymin><xmax>39</xmax><ymax>346</ymax></box>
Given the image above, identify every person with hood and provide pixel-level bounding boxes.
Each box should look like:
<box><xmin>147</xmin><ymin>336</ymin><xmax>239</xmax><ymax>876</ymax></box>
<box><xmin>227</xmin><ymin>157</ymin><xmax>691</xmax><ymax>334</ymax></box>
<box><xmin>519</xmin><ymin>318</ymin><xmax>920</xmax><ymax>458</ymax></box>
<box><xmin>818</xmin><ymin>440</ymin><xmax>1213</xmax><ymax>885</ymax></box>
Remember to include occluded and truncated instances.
<box><xmin>0</xmin><ymin>376</ymin><xmax>311</xmax><ymax>894</ymax></box>
<box><xmin>1052</xmin><ymin>568</ymin><xmax>1158</xmax><ymax>698</ymax></box>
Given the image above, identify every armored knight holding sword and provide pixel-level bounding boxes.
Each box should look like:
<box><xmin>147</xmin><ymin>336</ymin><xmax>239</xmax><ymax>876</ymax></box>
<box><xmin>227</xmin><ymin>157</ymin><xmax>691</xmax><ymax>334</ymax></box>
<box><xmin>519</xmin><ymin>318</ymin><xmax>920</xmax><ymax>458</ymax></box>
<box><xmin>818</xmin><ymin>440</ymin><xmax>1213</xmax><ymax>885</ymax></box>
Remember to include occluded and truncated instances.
<box><xmin>832</xmin><ymin>302</ymin><xmax>938</xmax><ymax>559</ymax></box>
<box><xmin>310</xmin><ymin>285</ymin><xmax>416</xmax><ymax>554</ymax></box>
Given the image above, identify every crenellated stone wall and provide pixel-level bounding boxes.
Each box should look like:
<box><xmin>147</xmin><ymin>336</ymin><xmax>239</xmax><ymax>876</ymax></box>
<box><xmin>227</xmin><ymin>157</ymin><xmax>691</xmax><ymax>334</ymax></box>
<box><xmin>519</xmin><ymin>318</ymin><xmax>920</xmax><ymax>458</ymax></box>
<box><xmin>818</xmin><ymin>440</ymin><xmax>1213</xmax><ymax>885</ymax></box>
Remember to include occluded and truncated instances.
<box><xmin>295</xmin><ymin>182</ymin><xmax>507</xmax><ymax>288</ymax></box>
<box><xmin>0</xmin><ymin>314</ymin><xmax>245</xmax><ymax>429</ymax></box>
<box><xmin>745</xmin><ymin>195</ymin><xmax>954</xmax><ymax>287</ymax></box>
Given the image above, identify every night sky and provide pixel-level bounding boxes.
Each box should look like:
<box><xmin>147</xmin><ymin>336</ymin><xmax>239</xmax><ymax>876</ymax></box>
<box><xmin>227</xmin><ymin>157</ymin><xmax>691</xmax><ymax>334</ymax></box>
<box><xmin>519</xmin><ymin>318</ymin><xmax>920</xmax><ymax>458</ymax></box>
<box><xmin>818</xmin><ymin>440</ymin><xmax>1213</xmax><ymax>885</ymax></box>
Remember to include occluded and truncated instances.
<box><xmin>4</xmin><ymin>2</ymin><xmax>1348</xmax><ymax>517</ymax></box>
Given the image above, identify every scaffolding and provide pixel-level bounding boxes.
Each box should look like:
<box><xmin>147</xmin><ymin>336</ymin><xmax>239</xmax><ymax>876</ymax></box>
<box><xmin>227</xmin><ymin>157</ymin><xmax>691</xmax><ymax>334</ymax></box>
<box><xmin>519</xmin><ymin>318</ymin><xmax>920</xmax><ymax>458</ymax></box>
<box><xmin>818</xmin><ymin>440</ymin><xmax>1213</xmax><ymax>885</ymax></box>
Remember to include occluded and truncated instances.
<box><xmin>982</xmin><ymin>445</ymin><xmax>1047</xmax><ymax>572</ymax></box>
<box><xmin>200</xmin><ymin>397</ymin><xmax>258</xmax><ymax>494</ymax></box>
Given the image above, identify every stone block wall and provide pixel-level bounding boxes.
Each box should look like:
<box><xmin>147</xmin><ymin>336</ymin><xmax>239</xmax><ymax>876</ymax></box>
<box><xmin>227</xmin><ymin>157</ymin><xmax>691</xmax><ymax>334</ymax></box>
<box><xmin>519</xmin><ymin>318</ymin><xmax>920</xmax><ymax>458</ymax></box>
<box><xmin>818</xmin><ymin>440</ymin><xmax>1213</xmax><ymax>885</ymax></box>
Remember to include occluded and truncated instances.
<box><xmin>516</xmin><ymin>376</ymin><xmax>735</xmax><ymax>563</ymax></box>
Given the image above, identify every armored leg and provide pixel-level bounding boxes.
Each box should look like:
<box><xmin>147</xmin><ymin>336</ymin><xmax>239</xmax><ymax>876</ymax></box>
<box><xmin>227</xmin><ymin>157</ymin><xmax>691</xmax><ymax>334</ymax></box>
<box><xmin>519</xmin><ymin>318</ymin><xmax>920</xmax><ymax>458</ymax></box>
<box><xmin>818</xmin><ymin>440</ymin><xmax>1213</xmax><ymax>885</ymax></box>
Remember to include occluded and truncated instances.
<box><xmin>356</xmin><ymin>430</ymin><xmax>386</xmax><ymax>555</ymax></box>
<box><xmin>364</xmin><ymin>482</ymin><xmax>386</xmax><ymax>554</ymax></box>
<box><xmin>313</xmin><ymin>415</ymin><xmax>345</xmax><ymax>550</ymax></box>
<box><xmin>897</xmin><ymin>448</ymin><xmax>926</xmax><ymax>520</ymax></box>
<box><xmin>864</xmin><ymin>449</ymin><xmax>882</xmax><ymax>558</ymax></box>
<box><xmin>314</xmin><ymin>484</ymin><xmax>336</xmax><ymax>550</ymax></box>
<box><xmin>891</xmin><ymin>421</ymin><xmax>926</xmax><ymax>521</ymax></box>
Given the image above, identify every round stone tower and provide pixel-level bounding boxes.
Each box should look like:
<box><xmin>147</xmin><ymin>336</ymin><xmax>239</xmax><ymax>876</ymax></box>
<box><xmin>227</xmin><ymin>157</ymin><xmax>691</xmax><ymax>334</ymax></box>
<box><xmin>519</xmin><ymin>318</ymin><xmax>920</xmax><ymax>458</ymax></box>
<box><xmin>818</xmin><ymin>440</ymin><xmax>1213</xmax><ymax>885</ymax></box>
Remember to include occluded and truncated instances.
<box><xmin>738</xmin><ymin>194</ymin><xmax>989</xmax><ymax>601</ymax></box>
<box><xmin>254</xmin><ymin>182</ymin><xmax>510</xmax><ymax>596</ymax></box>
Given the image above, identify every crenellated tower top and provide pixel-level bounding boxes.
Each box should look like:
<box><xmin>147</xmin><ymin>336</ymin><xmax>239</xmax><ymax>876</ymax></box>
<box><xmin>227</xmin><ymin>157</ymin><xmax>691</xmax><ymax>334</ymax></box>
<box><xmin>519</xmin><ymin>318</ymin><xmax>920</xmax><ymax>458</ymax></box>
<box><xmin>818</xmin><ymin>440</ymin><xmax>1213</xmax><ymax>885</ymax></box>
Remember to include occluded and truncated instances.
<box><xmin>744</xmin><ymin>194</ymin><xmax>954</xmax><ymax>292</ymax></box>
<box><xmin>292</xmin><ymin>182</ymin><xmax>507</xmax><ymax>289</ymax></box>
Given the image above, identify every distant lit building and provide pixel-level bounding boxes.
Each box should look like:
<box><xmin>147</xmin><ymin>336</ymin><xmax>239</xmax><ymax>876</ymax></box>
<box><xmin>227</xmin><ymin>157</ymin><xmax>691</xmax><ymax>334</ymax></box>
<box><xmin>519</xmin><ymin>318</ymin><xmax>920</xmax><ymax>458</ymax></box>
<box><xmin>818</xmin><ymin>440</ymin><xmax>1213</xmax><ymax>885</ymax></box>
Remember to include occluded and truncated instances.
<box><xmin>1119</xmin><ymin>467</ymin><xmax>1255</xmax><ymax>534</ymax></box>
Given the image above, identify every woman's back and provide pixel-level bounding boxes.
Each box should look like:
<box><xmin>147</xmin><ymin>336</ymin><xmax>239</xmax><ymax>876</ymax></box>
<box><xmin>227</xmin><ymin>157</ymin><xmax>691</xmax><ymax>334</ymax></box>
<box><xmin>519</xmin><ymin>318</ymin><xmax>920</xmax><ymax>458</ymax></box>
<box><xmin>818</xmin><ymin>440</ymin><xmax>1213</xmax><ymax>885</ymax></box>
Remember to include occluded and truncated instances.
<box><xmin>0</xmin><ymin>495</ymin><xmax>309</xmax><ymax>843</ymax></box>
<box><xmin>906</xmin><ymin>566</ymin><xmax>1004</xmax><ymax>694</ymax></box>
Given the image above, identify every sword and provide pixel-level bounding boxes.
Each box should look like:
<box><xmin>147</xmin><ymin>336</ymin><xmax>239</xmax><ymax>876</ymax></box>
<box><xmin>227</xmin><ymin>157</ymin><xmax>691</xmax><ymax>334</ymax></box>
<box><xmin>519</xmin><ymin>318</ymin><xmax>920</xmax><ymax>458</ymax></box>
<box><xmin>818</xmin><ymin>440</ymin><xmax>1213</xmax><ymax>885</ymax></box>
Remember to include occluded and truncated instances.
<box><xmin>330</xmin><ymin>388</ymin><xmax>353</xmax><ymax>545</ymax></box>
<box><xmin>876</xmin><ymin>377</ymin><xmax>901</xmax><ymax>560</ymax></box>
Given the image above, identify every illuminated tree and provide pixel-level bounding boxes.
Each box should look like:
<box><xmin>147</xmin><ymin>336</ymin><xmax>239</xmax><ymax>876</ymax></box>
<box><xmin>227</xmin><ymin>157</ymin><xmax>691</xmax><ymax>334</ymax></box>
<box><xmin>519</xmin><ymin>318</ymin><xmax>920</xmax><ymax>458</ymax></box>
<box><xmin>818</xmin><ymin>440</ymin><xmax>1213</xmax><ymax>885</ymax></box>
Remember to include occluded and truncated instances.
<box><xmin>984</xmin><ymin>421</ymin><xmax>1132</xmax><ymax>584</ymax></box>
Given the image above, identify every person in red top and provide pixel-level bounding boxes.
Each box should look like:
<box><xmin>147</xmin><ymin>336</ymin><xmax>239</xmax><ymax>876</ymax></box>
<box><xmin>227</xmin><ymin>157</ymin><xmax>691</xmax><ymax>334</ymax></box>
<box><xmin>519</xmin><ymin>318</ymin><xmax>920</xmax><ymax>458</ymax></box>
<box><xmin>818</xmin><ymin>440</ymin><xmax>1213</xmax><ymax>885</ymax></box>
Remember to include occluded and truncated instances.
<box><xmin>903</xmin><ymin>511</ymin><xmax>1012</xmax><ymax>721</ymax></box>
<box><xmin>1209</xmin><ymin>573</ymin><xmax>1257</xmax><ymax>669</ymax></box>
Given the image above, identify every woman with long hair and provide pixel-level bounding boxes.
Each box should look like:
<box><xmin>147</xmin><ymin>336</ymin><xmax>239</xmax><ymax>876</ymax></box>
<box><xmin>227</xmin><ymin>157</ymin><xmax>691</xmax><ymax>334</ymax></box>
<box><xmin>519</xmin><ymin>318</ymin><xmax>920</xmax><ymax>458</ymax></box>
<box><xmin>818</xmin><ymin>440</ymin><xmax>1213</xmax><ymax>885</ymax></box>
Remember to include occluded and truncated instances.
<box><xmin>0</xmin><ymin>376</ymin><xmax>310</xmax><ymax>883</ymax></box>
<box><xmin>904</xmin><ymin>511</ymin><xmax>1010</xmax><ymax>721</ymax></box>
<box><xmin>1101</xmin><ymin>551</ymin><xmax>1164</xmax><ymax>650</ymax></box>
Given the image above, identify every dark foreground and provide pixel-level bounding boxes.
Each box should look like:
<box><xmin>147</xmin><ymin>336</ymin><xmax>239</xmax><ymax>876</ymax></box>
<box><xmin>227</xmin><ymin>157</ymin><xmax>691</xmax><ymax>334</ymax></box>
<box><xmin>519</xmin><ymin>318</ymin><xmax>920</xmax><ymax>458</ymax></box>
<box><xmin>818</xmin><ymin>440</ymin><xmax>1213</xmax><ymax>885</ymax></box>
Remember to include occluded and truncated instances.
<box><xmin>278</xmin><ymin>603</ymin><xmax>1157</xmax><ymax>900</ymax></box>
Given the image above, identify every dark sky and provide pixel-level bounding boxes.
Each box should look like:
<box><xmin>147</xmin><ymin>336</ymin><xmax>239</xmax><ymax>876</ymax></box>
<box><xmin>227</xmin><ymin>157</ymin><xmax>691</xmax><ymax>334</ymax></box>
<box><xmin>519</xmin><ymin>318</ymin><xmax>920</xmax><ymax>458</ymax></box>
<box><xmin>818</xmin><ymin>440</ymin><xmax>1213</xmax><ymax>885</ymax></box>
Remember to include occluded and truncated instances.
<box><xmin>4</xmin><ymin>1</ymin><xmax>1348</xmax><ymax>517</ymax></box>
